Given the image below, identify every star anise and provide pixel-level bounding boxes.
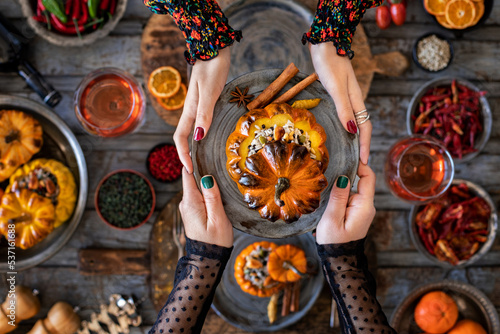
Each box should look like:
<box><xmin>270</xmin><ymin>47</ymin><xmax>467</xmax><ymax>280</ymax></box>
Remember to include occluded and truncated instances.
<box><xmin>229</xmin><ymin>86</ymin><xmax>254</xmax><ymax>108</ymax></box>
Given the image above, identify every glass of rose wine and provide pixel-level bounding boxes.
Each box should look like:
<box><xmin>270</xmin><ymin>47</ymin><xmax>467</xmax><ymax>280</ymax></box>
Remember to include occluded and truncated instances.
<box><xmin>385</xmin><ymin>135</ymin><xmax>455</xmax><ymax>203</ymax></box>
<box><xmin>74</xmin><ymin>67</ymin><xmax>146</xmax><ymax>137</ymax></box>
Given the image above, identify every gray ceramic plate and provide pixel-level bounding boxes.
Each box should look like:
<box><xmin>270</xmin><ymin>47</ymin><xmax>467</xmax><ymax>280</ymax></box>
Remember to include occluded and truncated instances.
<box><xmin>224</xmin><ymin>0</ymin><xmax>314</xmax><ymax>81</ymax></box>
<box><xmin>409</xmin><ymin>179</ymin><xmax>498</xmax><ymax>268</ymax></box>
<box><xmin>0</xmin><ymin>95</ymin><xmax>88</xmax><ymax>271</ymax></box>
<box><xmin>191</xmin><ymin>69</ymin><xmax>359</xmax><ymax>238</ymax></box>
<box><xmin>211</xmin><ymin>230</ymin><xmax>323</xmax><ymax>332</ymax></box>
<box><xmin>390</xmin><ymin>280</ymin><xmax>500</xmax><ymax>334</ymax></box>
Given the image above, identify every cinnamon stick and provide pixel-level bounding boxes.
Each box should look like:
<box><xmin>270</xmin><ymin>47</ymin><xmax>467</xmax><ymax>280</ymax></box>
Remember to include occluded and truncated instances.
<box><xmin>272</xmin><ymin>73</ymin><xmax>319</xmax><ymax>104</ymax></box>
<box><xmin>247</xmin><ymin>63</ymin><xmax>299</xmax><ymax>110</ymax></box>
<box><xmin>281</xmin><ymin>284</ymin><xmax>293</xmax><ymax>317</ymax></box>
<box><xmin>290</xmin><ymin>281</ymin><xmax>301</xmax><ymax>313</ymax></box>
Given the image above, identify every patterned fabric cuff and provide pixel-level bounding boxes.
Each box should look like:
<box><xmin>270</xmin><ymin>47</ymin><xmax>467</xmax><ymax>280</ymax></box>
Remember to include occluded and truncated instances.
<box><xmin>316</xmin><ymin>238</ymin><xmax>366</xmax><ymax>259</ymax></box>
<box><xmin>302</xmin><ymin>0</ymin><xmax>383</xmax><ymax>59</ymax></box>
<box><xmin>186</xmin><ymin>237</ymin><xmax>233</xmax><ymax>261</ymax></box>
<box><xmin>144</xmin><ymin>0</ymin><xmax>242</xmax><ymax>64</ymax></box>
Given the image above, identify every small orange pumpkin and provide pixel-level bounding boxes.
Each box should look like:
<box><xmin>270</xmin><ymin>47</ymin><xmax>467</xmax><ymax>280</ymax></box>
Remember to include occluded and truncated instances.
<box><xmin>0</xmin><ymin>110</ymin><xmax>43</xmax><ymax>182</ymax></box>
<box><xmin>239</xmin><ymin>141</ymin><xmax>327</xmax><ymax>223</ymax></box>
<box><xmin>267</xmin><ymin>244</ymin><xmax>307</xmax><ymax>283</ymax></box>
<box><xmin>234</xmin><ymin>241</ymin><xmax>284</xmax><ymax>297</ymax></box>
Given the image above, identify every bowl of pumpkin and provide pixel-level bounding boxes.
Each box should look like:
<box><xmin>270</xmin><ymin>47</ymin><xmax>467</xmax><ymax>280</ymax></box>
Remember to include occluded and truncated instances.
<box><xmin>0</xmin><ymin>95</ymin><xmax>87</xmax><ymax>271</ymax></box>
<box><xmin>391</xmin><ymin>280</ymin><xmax>500</xmax><ymax>333</ymax></box>
<box><xmin>211</xmin><ymin>230</ymin><xmax>323</xmax><ymax>331</ymax></box>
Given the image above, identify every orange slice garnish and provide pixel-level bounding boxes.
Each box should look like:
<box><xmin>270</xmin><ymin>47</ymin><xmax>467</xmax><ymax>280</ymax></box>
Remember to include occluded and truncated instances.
<box><xmin>425</xmin><ymin>0</ymin><xmax>448</xmax><ymax>15</ymax></box>
<box><xmin>471</xmin><ymin>1</ymin><xmax>484</xmax><ymax>25</ymax></box>
<box><xmin>157</xmin><ymin>83</ymin><xmax>187</xmax><ymax>111</ymax></box>
<box><xmin>435</xmin><ymin>14</ymin><xmax>455</xmax><ymax>28</ymax></box>
<box><xmin>445</xmin><ymin>0</ymin><xmax>476</xmax><ymax>29</ymax></box>
<box><xmin>148</xmin><ymin>66</ymin><xmax>181</xmax><ymax>99</ymax></box>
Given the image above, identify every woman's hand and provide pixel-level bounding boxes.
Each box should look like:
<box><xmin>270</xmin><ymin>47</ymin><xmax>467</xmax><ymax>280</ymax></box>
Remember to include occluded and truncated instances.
<box><xmin>180</xmin><ymin>168</ymin><xmax>233</xmax><ymax>248</ymax></box>
<box><xmin>174</xmin><ymin>48</ymin><xmax>231</xmax><ymax>173</ymax></box>
<box><xmin>316</xmin><ymin>163</ymin><xmax>376</xmax><ymax>245</ymax></box>
<box><xmin>309</xmin><ymin>43</ymin><xmax>372</xmax><ymax>165</ymax></box>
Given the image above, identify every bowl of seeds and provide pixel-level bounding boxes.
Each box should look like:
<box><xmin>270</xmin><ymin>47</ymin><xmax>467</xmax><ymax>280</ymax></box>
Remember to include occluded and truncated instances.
<box><xmin>413</xmin><ymin>33</ymin><xmax>454</xmax><ymax>73</ymax></box>
<box><xmin>95</xmin><ymin>169</ymin><xmax>155</xmax><ymax>230</ymax></box>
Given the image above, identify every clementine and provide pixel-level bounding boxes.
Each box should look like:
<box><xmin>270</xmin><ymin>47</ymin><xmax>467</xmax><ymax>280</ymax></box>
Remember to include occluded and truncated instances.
<box><xmin>448</xmin><ymin>319</ymin><xmax>487</xmax><ymax>334</ymax></box>
<box><xmin>414</xmin><ymin>291</ymin><xmax>459</xmax><ymax>333</ymax></box>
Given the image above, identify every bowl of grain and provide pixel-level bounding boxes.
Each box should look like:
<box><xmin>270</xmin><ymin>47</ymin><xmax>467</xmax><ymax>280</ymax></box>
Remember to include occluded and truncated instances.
<box><xmin>412</xmin><ymin>33</ymin><xmax>454</xmax><ymax>73</ymax></box>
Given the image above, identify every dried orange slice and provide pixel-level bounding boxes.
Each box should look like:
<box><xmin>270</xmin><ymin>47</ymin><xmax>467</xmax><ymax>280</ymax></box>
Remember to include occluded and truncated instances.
<box><xmin>157</xmin><ymin>84</ymin><xmax>187</xmax><ymax>111</ymax></box>
<box><xmin>148</xmin><ymin>66</ymin><xmax>181</xmax><ymax>99</ymax></box>
<box><xmin>445</xmin><ymin>0</ymin><xmax>476</xmax><ymax>29</ymax></box>
<box><xmin>424</xmin><ymin>0</ymin><xmax>448</xmax><ymax>15</ymax></box>
<box><xmin>436</xmin><ymin>14</ymin><xmax>455</xmax><ymax>28</ymax></box>
<box><xmin>471</xmin><ymin>1</ymin><xmax>484</xmax><ymax>25</ymax></box>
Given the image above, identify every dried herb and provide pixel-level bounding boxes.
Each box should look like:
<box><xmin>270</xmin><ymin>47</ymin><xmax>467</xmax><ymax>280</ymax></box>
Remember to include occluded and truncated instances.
<box><xmin>98</xmin><ymin>172</ymin><xmax>153</xmax><ymax>228</ymax></box>
<box><xmin>229</xmin><ymin>86</ymin><xmax>254</xmax><ymax>108</ymax></box>
<box><xmin>147</xmin><ymin>144</ymin><xmax>183</xmax><ymax>182</ymax></box>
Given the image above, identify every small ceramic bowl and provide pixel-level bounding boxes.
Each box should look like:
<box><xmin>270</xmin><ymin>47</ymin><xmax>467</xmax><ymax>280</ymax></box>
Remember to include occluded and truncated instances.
<box><xmin>407</xmin><ymin>77</ymin><xmax>492</xmax><ymax>163</ymax></box>
<box><xmin>412</xmin><ymin>33</ymin><xmax>454</xmax><ymax>73</ymax></box>
<box><xmin>391</xmin><ymin>280</ymin><xmax>500</xmax><ymax>333</ymax></box>
<box><xmin>146</xmin><ymin>143</ymin><xmax>183</xmax><ymax>183</ymax></box>
<box><xmin>409</xmin><ymin>179</ymin><xmax>498</xmax><ymax>268</ymax></box>
<box><xmin>95</xmin><ymin>169</ymin><xmax>156</xmax><ymax>230</ymax></box>
<box><xmin>19</xmin><ymin>0</ymin><xmax>127</xmax><ymax>47</ymax></box>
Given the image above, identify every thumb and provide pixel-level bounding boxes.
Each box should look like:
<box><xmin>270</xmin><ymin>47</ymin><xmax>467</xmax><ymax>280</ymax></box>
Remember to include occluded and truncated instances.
<box><xmin>326</xmin><ymin>175</ymin><xmax>351</xmax><ymax>225</ymax></box>
<box><xmin>199</xmin><ymin>175</ymin><xmax>226</xmax><ymax>225</ymax></box>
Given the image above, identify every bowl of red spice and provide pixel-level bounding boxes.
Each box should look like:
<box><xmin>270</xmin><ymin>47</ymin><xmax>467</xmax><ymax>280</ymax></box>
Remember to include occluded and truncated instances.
<box><xmin>19</xmin><ymin>0</ymin><xmax>127</xmax><ymax>47</ymax></box>
<box><xmin>407</xmin><ymin>77</ymin><xmax>492</xmax><ymax>163</ymax></box>
<box><xmin>146</xmin><ymin>143</ymin><xmax>183</xmax><ymax>183</ymax></box>
<box><xmin>95</xmin><ymin>169</ymin><xmax>156</xmax><ymax>230</ymax></box>
<box><xmin>409</xmin><ymin>179</ymin><xmax>498</xmax><ymax>268</ymax></box>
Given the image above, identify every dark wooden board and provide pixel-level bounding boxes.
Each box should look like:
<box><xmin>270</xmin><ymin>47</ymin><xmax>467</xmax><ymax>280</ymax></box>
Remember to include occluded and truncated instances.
<box><xmin>78</xmin><ymin>249</ymin><xmax>150</xmax><ymax>275</ymax></box>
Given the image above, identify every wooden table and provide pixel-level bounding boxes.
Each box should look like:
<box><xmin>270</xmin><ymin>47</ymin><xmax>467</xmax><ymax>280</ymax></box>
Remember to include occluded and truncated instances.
<box><xmin>1</xmin><ymin>0</ymin><xmax>499</xmax><ymax>332</ymax></box>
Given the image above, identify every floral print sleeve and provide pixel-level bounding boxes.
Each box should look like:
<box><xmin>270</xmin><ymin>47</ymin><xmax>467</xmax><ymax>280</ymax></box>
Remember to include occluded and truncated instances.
<box><xmin>302</xmin><ymin>0</ymin><xmax>383</xmax><ymax>59</ymax></box>
<box><xmin>144</xmin><ymin>0</ymin><xmax>242</xmax><ymax>64</ymax></box>
<box><xmin>317</xmin><ymin>238</ymin><xmax>397</xmax><ymax>334</ymax></box>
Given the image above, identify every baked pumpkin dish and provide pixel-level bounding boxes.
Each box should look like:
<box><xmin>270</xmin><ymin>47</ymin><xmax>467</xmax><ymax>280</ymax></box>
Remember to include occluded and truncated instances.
<box><xmin>7</xmin><ymin>159</ymin><xmax>77</xmax><ymax>228</ymax></box>
<box><xmin>226</xmin><ymin>103</ymin><xmax>329</xmax><ymax>223</ymax></box>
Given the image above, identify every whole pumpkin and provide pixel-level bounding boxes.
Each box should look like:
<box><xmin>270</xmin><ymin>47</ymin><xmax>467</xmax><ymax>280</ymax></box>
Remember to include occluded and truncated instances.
<box><xmin>448</xmin><ymin>319</ymin><xmax>487</xmax><ymax>334</ymax></box>
<box><xmin>8</xmin><ymin>159</ymin><xmax>77</xmax><ymax>228</ymax></box>
<box><xmin>267</xmin><ymin>244</ymin><xmax>307</xmax><ymax>283</ymax></box>
<box><xmin>0</xmin><ymin>110</ymin><xmax>43</xmax><ymax>182</ymax></box>
<box><xmin>414</xmin><ymin>291</ymin><xmax>459</xmax><ymax>334</ymax></box>
<box><xmin>226</xmin><ymin>103</ymin><xmax>329</xmax><ymax>183</ymax></box>
<box><xmin>234</xmin><ymin>241</ymin><xmax>284</xmax><ymax>297</ymax></box>
<box><xmin>0</xmin><ymin>189</ymin><xmax>55</xmax><ymax>249</ymax></box>
<box><xmin>239</xmin><ymin>141</ymin><xmax>327</xmax><ymax>223</ymax></box>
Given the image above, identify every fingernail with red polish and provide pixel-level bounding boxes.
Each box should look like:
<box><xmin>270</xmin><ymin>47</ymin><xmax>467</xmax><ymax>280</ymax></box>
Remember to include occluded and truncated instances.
<box><xmin>347</xmin><ymin>120</ymin><xmax>358</xmax><ymax>134</ymax></box>
<box><xmin>194</xmin><ymin>127</ymin><xmax>205</xmax><ymax>141</ymax></box>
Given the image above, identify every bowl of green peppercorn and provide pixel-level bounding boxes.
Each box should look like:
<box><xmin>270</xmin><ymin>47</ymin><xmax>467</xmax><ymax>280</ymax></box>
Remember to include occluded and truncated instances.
<box><xmin>95</xmin><ymin>169</ymin><xmax>155</xmax><ymax>230</ymax></box>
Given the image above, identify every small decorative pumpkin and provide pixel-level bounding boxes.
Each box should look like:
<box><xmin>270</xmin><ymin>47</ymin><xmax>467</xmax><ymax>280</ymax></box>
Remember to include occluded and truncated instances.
<box><xmin>0</xmin><ymin>189</ymin><xmax>55</xmax><ymax>249</ymax></box>
<box><xmin>0</xmin><ymin>286</ymin><xmax>40</xmax><ymax>334</ymax></box>
<box><xmin>234</xmin><ymin>241</ymin><xmax>284</xmax><ymax>297</ymax></box>
<box><xmin>226</xmin><ymin>103</ymin><xmax>329</xmax><ymax>183</ymax></box>
<box><xmin>8</xmin><ymin>159</ymin><xmax>77</xmax><ymax>228</ymax></box>
<box><xmin>0</xmin><ymin>110</ymin><xmax>43</xmax><ymax>182</ymax></box>
<box><xmin>267</xmin><ymin>244</ymin><xmax>307</xmax><ymax>283</ymax></box>
<box><xmin>239</xmin><ymin>141</ymin><xmax>328</xmax><ymax>223</ymax></box>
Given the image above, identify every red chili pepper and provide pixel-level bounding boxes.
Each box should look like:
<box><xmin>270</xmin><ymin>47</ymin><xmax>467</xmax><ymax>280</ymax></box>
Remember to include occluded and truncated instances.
<box><xmin>451</xmin><ymin>80</ymin><xmax>458</xmax><ymax>104</ymax></box>
<box><xmin>100</xmin><ymin>0</ymin><xmax>110</xmax><ymax>10</ymax></box>
<box><xmin>50</xmin><ymin>13</ymin><xmax>84</xmax><ymax>34</ymax></box>
<box><xmin>78</xmin><ymin>0</ymin><xmax>88</xmax><ymax>25</ymax></box>
<box><xmin>421</xmin><ymin>94</ymin><xmax>450</xmax><ymax>103</ymax></box>
<box><xmin>32</xmin><ymin>15</ymin><xmax>47</xmax><ymax>23</ymax></box>
<box><xmin>72</xmin><ymin>0</ymin><xmax>80</xmax><ymax>19</ymax></box>
<box><xmin>65</xmin><ymin>0</ymin><xmax>73</xmax><ymax>15</ymax></box>
<box><xmin>418</xmin><ymin>226</ymin><xmax>435</xmax><ymax>255</ymax></box>
<box><xmin>109</xmin><ymin>0</ymin><xmax>116</xmax><ymax>15</ymax></box>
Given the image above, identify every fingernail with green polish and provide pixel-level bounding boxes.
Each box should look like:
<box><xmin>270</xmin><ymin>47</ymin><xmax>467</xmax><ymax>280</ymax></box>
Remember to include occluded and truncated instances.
<box><xmin>201</xmin><ymin>175</ymin><xmax>214</xmax><ymax>189</ymax></box>
<box><xmin>336</xmin><ymin>176</ymin><xmax>349</xmax><ymax>189</ymax></box>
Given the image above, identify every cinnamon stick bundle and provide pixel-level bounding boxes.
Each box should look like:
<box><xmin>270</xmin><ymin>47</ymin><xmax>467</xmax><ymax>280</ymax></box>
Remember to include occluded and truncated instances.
<box><xmin>290</xmin><ymin>281</ymin><xmax>301</xmax><ymax>313</ymax></box>
<box><xmin>272</xmin><ymin>73</ymin><xmax>319</xmax><ymax>104</ymax></box>
<box><xmin>247</xmin><ymin>63</ymin><xmax>299</xmax><ymax>110</ymax></box>
<box><xmin>281</xmin><ymin>284</ymin><xmax>293</xmax><ymax>317</ymax></box>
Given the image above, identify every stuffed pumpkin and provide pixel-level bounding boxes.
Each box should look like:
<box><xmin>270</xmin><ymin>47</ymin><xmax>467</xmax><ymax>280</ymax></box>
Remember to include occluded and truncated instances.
<box><xmin>7</xmin><ymin>159</ymin><xmax>76</xmax><ymax>228</ymax></box>
<box><xmin>226</xmin><ymin>103</ymin><xmax>329</xmax><ymax>223</ymax></box>
<box><xmin>234</xmin><ymin>241</ymin><xmax>284</xmax><ymax>297</ymax></box>
<box><xmin>0</xmin><ymin>189</ymin><xmax>55</xmax><ymax>249</ymax></box>
<box><xmin>0</xmin><ymin>110</ymin><xmax>43</xmax><ymax>182</ymax></box>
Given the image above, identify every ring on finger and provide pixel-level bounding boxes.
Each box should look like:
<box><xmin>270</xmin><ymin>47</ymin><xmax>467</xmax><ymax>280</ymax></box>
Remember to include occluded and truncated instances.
<box><xmin>355</xmin><ymin>110</ymin><xmax>370</xmax><ymax>125</ymax></box>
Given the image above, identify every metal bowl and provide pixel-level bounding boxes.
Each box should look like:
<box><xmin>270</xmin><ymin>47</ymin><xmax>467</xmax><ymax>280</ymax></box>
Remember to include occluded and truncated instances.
<box><xmin>406</xmin><ymin>77</ymin><xmax>492</xmax><ymax>163</ymax></box>
<box><xmin>409</xmin><ymin>179</ymin><xmax>498</xmax><ymax>268</ymax></box>
<box><xmin>19</xmin><ymin>0</ymin><xmax>127</xmax><ymax>47</ymax></box>
<box><xmin>390</xmin><ymin>280</ymin><xmax>500</xmax><ymax>334</ymax></box>
<box><xmin>0</xmin><ymin>95</ymin><xmax>87</xmax><ymax>271</ymax></box>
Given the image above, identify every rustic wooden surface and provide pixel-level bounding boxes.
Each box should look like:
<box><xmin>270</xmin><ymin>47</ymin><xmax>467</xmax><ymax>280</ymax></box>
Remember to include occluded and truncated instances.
<box><xmin>0</xmin><ymin>0</ymin><xmax>499</xmax><ymax>332</ymax></box>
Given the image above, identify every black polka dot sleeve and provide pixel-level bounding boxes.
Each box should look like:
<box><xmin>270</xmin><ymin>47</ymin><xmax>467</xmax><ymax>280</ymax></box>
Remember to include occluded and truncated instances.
<box><xmin>317</xmin><ymin>238</ymin><xmax>396</xmax><ymax>334</ymax></box>
<box><xmin>149</xmin><ymin>237</ymin><xmax>233</xmax><ymax>334</ymax></box>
